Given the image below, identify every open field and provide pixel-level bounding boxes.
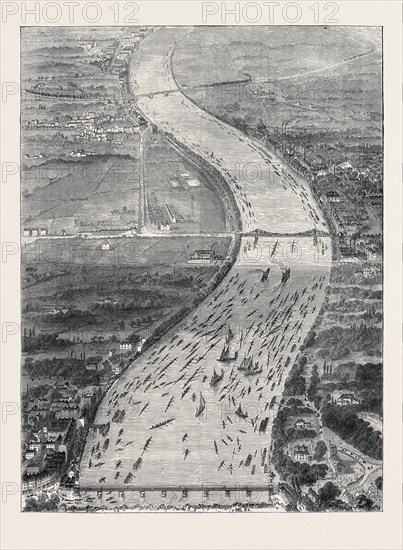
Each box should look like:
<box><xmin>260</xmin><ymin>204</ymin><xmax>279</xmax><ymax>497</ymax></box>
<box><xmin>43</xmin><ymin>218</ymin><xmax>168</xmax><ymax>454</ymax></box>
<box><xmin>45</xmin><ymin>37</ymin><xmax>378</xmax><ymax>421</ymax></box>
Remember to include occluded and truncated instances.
<box><xmin>22</xmin><ymin>235</ymin><xmax>232</xmax><ymax>353</ymax></box>
<box><xmin>22</xmin><ymin>155</ymin><xmax>140</xmax><ymax>235</ymax></box>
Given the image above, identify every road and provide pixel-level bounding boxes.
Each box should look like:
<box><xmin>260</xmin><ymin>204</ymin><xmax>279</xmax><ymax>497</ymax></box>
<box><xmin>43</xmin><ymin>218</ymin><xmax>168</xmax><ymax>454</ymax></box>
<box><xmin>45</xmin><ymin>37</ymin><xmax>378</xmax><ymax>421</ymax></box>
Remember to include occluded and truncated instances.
<box><xmin>255</xmin><ymin>48</ymin><xmax>376</xmax><ymax>83</ymax></box>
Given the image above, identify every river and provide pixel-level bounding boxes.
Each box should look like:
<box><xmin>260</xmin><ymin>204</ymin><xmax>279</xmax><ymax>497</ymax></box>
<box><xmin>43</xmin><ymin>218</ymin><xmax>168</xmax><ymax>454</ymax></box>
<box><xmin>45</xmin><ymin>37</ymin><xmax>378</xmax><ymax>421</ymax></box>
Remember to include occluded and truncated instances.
<box><xmin>78</xmin><ymin>27</ymin><xmax>332</xmax><ymax>509</ymax></box>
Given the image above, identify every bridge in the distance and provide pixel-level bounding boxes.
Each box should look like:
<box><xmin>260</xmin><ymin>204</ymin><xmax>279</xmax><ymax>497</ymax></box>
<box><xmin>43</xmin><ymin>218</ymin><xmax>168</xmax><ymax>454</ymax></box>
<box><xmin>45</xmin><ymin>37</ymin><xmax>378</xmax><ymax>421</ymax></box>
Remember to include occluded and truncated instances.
<box><xmin>134</xmin><ymin>75</ymin><xmax>251</xmax><ymax>100</ymax></box>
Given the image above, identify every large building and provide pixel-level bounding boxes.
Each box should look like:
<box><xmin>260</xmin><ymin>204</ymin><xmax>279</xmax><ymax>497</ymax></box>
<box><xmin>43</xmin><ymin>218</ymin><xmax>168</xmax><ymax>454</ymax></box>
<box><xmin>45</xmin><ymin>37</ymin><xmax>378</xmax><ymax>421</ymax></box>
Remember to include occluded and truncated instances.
<box><xmin>177</xmin><ymin>171</ymin><xmax>201</xmax><ymax>189</ymax></box>
<box><xmin>294</xmin><ymin>444</ymin><xmax>311</xmax><ymax>463</ymax></box>
<box><xmin>188</xmin><ymin>249</ymin><xmax>215</xmax><ymax>264</ymax></box>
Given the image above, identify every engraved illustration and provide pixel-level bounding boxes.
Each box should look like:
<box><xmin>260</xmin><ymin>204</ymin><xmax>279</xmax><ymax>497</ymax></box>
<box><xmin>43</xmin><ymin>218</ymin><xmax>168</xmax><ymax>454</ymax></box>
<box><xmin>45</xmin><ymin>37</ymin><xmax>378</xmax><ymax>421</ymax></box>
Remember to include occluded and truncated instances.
<box><xmin>21</xmin><ymin>26</ymin><xmax>383</xmax><ymax>512</ymax></box>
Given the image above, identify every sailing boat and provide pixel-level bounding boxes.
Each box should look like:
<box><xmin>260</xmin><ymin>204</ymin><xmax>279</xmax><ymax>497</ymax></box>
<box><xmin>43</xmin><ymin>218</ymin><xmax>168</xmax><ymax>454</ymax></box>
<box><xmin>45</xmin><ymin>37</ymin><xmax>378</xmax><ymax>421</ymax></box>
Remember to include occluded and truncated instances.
<box><xmin>226</xmin><ymin>324</ymin><xmax>234</xmax><ymax>342</ymax></box>
<box><xmin>238</xmin><ymin>355</ymin><xmax>252</xmax><ymax>372</ymax></box>
<box><xmin>218</xmin><ymin>324</ymin><xmax>238</xmax><ymax>362</ymax></box>
<box><xmin>260</xmin><ymin>267</ymin><xmax>271</xmax><ymax>283</ymax></box>
<box><xmin>219</xmin><ymin>344</ymin><xmax>238</xmax><ymax>362</ymax></box>
<box><xmin>195</xmin><ymin>393</ymin><xmax>206</xmax><ymax>417</ymax></box>
<box><xmin>238</xmin><ymin>355</ymin><xmax>262</xmax><ymax>376</ymax></box>
<box><xmin>210</xmin><ymin>367</ymin><xmax>224</xmax><ymax>387</ymax></box>
<box><xmin>281</xmin><ymin>267</ymin><xmax>291</xmax><ymax>284</ymax></box>
<box><xmin>235</xmin><ymin>403</ymin><xmax>248</xmax><ymax>419</ymax></box>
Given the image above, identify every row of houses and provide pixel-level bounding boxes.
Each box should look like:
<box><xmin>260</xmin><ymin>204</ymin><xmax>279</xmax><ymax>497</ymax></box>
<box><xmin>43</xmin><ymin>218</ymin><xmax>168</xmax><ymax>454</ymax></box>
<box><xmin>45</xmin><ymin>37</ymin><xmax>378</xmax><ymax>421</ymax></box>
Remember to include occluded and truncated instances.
<box><xmin>23</xmin><ymin>227</ymin><xmax>48</xmax><ymax>237</ymax></box>
<box><xmin>332</xmin><ymin>393</ymin><xmax>361</xmax><ymax>407</ymax></box>
<box><xmin>147</xmin><ymin>192</ymin><xmax>171</xmax><ymax>231</ymax></box>
<box><xmin>22</xmin><ymin>419</ymin><xmax>77</xmax><ymax>494</ymax></box>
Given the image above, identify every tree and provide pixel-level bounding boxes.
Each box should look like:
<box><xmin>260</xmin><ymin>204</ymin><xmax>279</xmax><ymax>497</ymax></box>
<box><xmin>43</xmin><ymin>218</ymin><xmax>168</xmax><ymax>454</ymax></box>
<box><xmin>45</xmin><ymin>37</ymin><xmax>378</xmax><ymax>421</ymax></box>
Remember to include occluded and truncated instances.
<box><xmin>375</xmin><ymin>476</ymin><xmax>383</xmax><ymax>491</ymax></box>
<box><xmin>303</xmin><ymin>330</ymin><xmax>316</xmax><ymax>349</ymax></box>
<box><xmin>313</xmin><ymin>440</ymin><xmax>327</xmax><ymax>461</ymax></box>
<box><xmin>318</xmin><ymin>482</ymin><xmax>341</xmax><ymax>506</ymax></box>
<box><xmin>284</xmin><ymin>373</ymin><xmax>306</xmax><ymax>396</ymax></box>
<box><xmin>356</xmin><ymin>494</ymin><xmax>375</xmax><ymax>511</ymax></box>
<box><xmin>24</xmin><ymin>493</ymin><xmax>60</xmax><ymax>512</ymax></box>
<box><xmin>308</xmin><ymin>364</ymin><xmax>321</xmax><ymax>402</ymax></box>
<box><xmin>298</xmin><ymin>355</ymin><xmax>308</xmax><ymax>367</ymax></box>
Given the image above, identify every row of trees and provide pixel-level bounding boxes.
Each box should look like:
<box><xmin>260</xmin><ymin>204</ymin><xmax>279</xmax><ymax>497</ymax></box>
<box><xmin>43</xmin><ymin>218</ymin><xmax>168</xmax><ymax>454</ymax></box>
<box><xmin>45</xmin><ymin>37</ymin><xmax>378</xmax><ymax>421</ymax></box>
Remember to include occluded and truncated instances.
<box><xmin>24</xmin><ymin>357</ymin><xmax>102</xmax><ymax>388</ymax></box>
<box><xmin>321</xmin><ymin>402</ymin><xmax>382</xmax><ymax>461</ymax></box>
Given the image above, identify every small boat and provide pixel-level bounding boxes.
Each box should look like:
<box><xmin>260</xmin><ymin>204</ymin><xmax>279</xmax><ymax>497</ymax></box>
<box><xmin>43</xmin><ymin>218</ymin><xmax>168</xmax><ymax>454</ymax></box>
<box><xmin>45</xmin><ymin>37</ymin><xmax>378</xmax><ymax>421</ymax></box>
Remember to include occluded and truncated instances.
<box><xmin>195</xmin><ymin>393</ymin><xmax>206</xmax><ymax>418</ymax></box>
<box><xmin>101</xmin><ymin>422</ymin><xmax>110</xmax><ymax>437</ymax></box>
<box><xmin>210</xmin><ymin>367</ymin><xmax>224</xmax><ymax>387</ymax></box>
<box><xmin>124</xmin><ymin>472</ymin><xmax>134</xmax><ymax>484</ymax></box>
<box><xmin>133</xmin><ymin>457</ymin><xmax>142</xmax><ymax>471</ymax></box>
<box><xmin>150</xmin><ymin>417</ymin><xmax>175</xmax><ymax>430</ymax></box>
<box><xmin>259</xmin><ymin>417</ymin><xmax>269</xmax><ymax>433</ymax></box>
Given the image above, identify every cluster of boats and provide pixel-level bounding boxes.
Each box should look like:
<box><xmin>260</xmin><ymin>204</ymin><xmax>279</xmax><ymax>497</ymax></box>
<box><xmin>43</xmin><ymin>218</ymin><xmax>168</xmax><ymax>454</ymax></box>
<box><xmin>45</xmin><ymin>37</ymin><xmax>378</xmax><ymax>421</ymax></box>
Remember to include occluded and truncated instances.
<box><xmin>80</xmin><ymin>261</ymin><xmax>329</xmax><ymax>490</ymax></box>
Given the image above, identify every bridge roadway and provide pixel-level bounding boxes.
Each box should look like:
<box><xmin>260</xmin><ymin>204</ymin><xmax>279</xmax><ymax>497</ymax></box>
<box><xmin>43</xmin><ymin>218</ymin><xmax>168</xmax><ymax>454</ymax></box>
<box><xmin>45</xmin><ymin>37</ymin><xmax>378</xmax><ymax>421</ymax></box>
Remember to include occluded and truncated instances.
<box><xmin>134</xmin><ymin>76</ymin><xmax>252</xmax><ymax>100</ymax></box>
<box><xmin>77</xmin><ymin>27</ymin><xmax>332</xmax><ymax>509</ymax></box>
<box><xmin>79</xmin><ymin>483</ymin><xmax>278</xmax><ymax>493</ymax></box>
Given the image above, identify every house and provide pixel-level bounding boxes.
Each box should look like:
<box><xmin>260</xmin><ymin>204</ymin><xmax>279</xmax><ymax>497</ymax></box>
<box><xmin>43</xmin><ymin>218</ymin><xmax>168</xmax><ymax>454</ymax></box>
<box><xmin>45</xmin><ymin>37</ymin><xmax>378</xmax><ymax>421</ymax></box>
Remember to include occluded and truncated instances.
<box><xmin>119</xmin><ymin>341</ymin><xmax>132</xmax><ymax>351</ymax></box>
<box><xmin>137</xmin><ymin>337</ymin><xmax>146</xmax><ymax>353</ymax></box>
<box><xmin>339</xmin><ymin>256</ymin><xmax>361</xmax><ymax>264</ymax></box>
<box><xmin>294</xmin><ymin>444</ymin><xmax>310</xmax><ymax>462</ymax></box>
<box><xmin>85</xmin><ymin>359</ymin><xmax>104</xmax><ymax>372</ymax></box>
<box><xmin>363</xmin><ymin>265</ymin><xmax>381</xmax><ymax>278</ymax></box>
<box><xmin>55</xmin><ymin>408</ymin><xmax>79</xmax><ymax>420</ymax></box>
<box><xmin>188</xmin><ymin>249</ymin><xmax>215</xmax><ymax>264</ymax></box>
<box><xmin>28</xmin><ymin>440</ymin><xmax>43</xmax><ymax>452</ymax></box>
<box><xmin>101</xmin><ymin>240</ymin><xmax>112</xmax><ymax>251</ymax></box>
<box><xmin>25</xmin><ymin>450</ymin><xmax>37</xmax><ymax>460</ymax></box>
<box><xmin>25</xmin><ymin>451</ymin><xmax>48</xmax><ymax>475</ymax></box>
<box><xmin>27</xmin><ymin>406</ymin><xmax>48</xmax><ymax>421</ymax></box>
<box><xmin>82</xmin><ymin>389</ymin><xmax>97</xmax><ymax>405</ymax></box>
<box><xmin>58</xmin><ymin>470</ymin><xmax>79</xmax><ymax>501</ymax></box>
<box><xmin>166</xmin><ymin>204</ymin><xmax>184</xmax><ymax>222</ymax></box>
<box><xmin>164</xmin><ymin>204</ymin><xmax>177</xmax><ymax>223</ymax></box>
<box><xmin>111</xmin><ymin>364</ymin><xmax>122</xmax><ymax>376</ymax></box>
<box><xmin>366</xmin><ymin>249</ymin><xmax>379</xmax><ymax>261</ymax></box>
<box><xmin>295</xmin><ymin>419</ymin><xmax>311</xmax><ymax>430</ymax></box>
<box><xmin>325</xmin><ymin>191</ymin><xmax>342</xmax><ymax>203</ymax></box>
<box><xmin>169</xmin><ymin>177</ymin><xmax>181</xmax><ymax>189</ymax></box>
<box><xmin>335</xmin><ymin>393</ymin><xmax>360</xmax><ymax>406</ymax></box>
